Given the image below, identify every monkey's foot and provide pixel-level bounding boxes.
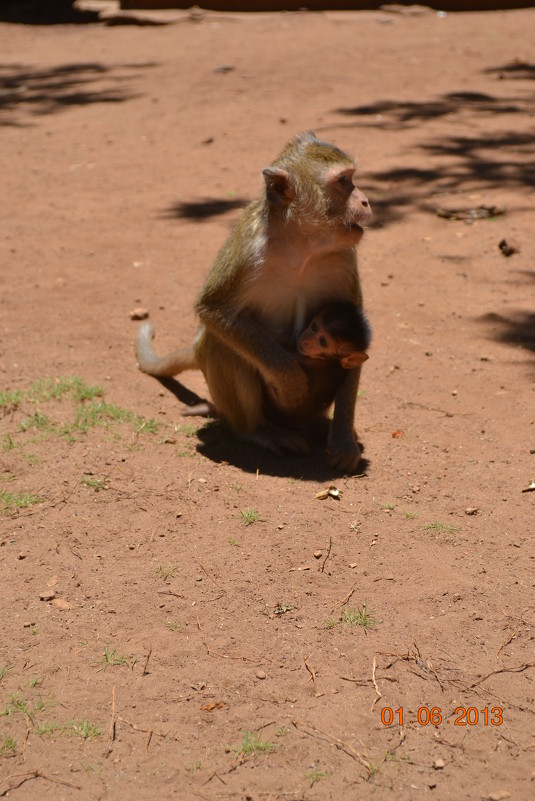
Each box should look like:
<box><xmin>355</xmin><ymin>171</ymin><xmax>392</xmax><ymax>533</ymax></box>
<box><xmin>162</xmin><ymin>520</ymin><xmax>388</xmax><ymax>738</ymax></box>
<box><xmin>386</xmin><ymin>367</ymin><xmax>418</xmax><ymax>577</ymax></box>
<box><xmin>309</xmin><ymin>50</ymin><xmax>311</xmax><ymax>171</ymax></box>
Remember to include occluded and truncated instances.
<box><xmin>248</xmin><ymin>425</ymin><xmax>310</xmax><ymax>457</ymax></box>
<box><xmin>181</xmin><ymin>401</ymin><xmax>217</xmax><ymax>418</ymax></box>
<box><xmin>327</xmin><ymin>432</ymin><xmax>362</xmax><ymax>474</ymax></box>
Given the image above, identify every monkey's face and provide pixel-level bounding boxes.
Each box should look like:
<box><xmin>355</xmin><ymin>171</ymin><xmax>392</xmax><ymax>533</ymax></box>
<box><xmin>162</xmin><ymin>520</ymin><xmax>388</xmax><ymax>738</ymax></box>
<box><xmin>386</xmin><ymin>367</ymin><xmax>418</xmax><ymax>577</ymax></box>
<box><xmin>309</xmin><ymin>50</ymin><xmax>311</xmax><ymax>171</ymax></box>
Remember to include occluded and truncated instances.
<box><xmin>325</xmin><ymin>167</ymin><xmax>372</xmax><ymax>245</ymax></box>
<box><xmin>297</xmin><ymin>317</ymin><xmax>338</xmax><ymax>360</ymax></box>
<box><xmin>298</xmin><ymin>314</ymin><xmax>369</xmax><ymax>369</ymax></box>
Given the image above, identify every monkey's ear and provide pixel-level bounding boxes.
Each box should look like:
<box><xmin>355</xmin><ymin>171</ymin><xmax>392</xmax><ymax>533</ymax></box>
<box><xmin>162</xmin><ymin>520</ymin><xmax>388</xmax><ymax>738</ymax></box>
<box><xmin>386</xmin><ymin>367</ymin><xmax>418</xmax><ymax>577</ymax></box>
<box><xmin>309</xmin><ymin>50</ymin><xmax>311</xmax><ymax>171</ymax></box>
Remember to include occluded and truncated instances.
<box><xmin>340</xmin><ymin>351</ymin><xmax>369</xmax><ymax>369</ymax></box>
<box><xmin>262</xmin><ymin>168</ymin><xmax>295</xmax><ymax>206</ymax></box>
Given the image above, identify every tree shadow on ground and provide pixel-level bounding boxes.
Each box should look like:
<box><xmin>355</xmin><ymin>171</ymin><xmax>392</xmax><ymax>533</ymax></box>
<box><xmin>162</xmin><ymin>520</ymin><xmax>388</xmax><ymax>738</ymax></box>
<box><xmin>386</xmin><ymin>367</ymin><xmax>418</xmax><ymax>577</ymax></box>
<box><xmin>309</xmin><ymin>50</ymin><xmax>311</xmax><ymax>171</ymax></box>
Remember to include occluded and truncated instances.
<box><xmin>154</xmin><ymin>376</ymin><xmax>368</xmax><ymax>480</ymax></box>
<box><xmin>1</xmin><ymin>1</ymin><xmax>97</xmax><ymax>24</ymax></box>
<box><xmin>325</xmin><ymin>64</ymin><xmax>535</xmax><ymax>227</ymax></box>
<box><xmin>0</xmin><ymin>61</ymin><xmax>155</xmax><ymax>126</ymax></box>
<box><xmin>164</xmin><ymin>198</ymin><xmax>249</xmax><ymax>221</ymax></box>
<box><xmin>477</xmin><ymin>269</ymin><xmax>535</xmax><ymax>363</ymax></box>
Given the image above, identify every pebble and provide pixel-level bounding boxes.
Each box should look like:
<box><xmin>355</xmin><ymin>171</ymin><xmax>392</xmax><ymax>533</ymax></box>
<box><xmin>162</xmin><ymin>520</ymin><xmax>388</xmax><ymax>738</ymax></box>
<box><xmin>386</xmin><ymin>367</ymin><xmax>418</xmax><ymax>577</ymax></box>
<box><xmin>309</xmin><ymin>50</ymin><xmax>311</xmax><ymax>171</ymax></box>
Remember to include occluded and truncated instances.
<box><xmin>39</xmin><ymin>590</ymin><xmax>55</xmax><ymax>601</ymax></box>
<box><xmin>313</xmin><ymin>550</ymin><xmax>322</xmax><ymax>559</ymax></box>
<box><xmin>487</xmin><ymin>792</ymin><xmax>510</xmax><ymax>801</ymax></box>
<box><xmin>130</xmin><ymin>307</ymin><xmax>149</xmax><ymax>320</ymax></box>
<box><xmin>433</xmin><ymin>758</ymin><xmax>445</xmax><ymax>770</ymax></box>
<box><xmin>255</xmin><ymin>670</ymin><xmax>267</xmax><ymax>680</ymax></box>
<box><xmin>465</xmin><ymin>507</ymin><xmax>479</xmax><ymax>515</ymax></box>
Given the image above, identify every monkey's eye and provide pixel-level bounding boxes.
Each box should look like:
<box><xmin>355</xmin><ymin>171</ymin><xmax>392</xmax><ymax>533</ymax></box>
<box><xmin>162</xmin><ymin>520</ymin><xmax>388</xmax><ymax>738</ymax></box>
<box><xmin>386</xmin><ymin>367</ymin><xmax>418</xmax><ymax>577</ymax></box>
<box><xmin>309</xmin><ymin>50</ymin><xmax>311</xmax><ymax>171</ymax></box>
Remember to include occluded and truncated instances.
<box><xmin>319</xmin><ymin>336</ymin><xmax>327</xmax><ymax>348</ymax></box>
<box><xmin>336</xmin><ymin>174</ymin><xmax>354</xmax><ymax>192</ymax></box>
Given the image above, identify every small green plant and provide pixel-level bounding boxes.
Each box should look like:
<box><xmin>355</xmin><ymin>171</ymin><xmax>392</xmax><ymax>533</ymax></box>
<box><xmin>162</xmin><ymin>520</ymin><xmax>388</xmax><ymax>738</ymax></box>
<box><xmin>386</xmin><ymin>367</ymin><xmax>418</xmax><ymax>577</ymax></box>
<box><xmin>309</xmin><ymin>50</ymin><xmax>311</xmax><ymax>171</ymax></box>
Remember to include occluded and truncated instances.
<box><xmin>340</xmin><ymin>604</ymin><xmax>379</xmax><ymax>630</ymax></box>
<box><xmin>97</xmin><ymin>647</ymin><xmax>136</xmax><ymax>672</ymax></box>
<box><xmin>175</xmin><ymin>423</ymin><xmax>198</xmax><ymax>438</ymax></box>
<box><xmin>74</xmin><ymin>401</ymin><xmax>133</xmax><ymax>432</ymax></box>
<box><xmin>403</xmin><ymin>511</ymin><xmax>418</xmax><ymax>519</ymax></box>
<box><xmin>136</xmin><ymin>417</ymin><xmax>160</xmax><ymax>435</ymax></box>
<box><xmin>230</xmin><ymin>481</ymin><xmax>243</xmax><ymax>492</ymax></box>
<box><xmin>81</xmin><ymin>476</ymin><xmax>108</xmax><ymax>492</ymax></box>
<box><xmin>235</xmin><ymin>730</ymin><xmax>276</xmax><ymax>757</ymax></box>
<box><xmin>425</xmin><ymin>521</ymin><xmax>457</xmax><ymax>534</ymax></box>
<box><xmin>0</xmin><ymin>665</ymin><xmax>10</xmax><ymax>683</ymax></box>
<box><xmin>0</xmin><ymin>735</ymin><xmax>17</xmax><ymax>755</ymax></box>
<box><xmin>382</xmin><ymin>502</ymin><xmax>395</xmax><ymax>511</ymax></box>
<box><xmin>28</xmin><ymin>676</ymin><xmax>43</xmax><ymax>688</ymax></box>
<box><xmin>306</xmin><ymin>768</ymin><xmax>331</xmax><ymax>786</ymax></box>
<box><xmin>187</xmin><ymin>760</ymin><xmax>202</xmax><ymax>773</ymax></box>
<box><xmin>0</xmin><ymin>491</ymin><xmax>45</xmax><ymax>515</ymax></box>
<box><xmin>0</xmin><ymin>389</ymin><xmax>23</xmax><ymax>410</ymax></box>
<box><xmin>27</xmin><ymin>376</ymin><xmax>103</xmax><ymax>404</ymax></box>
<box><xmin>166</xmin><ymin>620</ymin><xmax>182</xmax><ymax>632</ymax></box>
<box><xmin>1</xmin><ymin>691</ymin><xmax>49</xmax><ymax>722</ymax></box>
<box><xmin>36</xmin><ymin>720</ymin><xmax>64</xmax><ymax>736</ymax></box>
<box><xmin>2</xmin><ymin>435</ymin><xmax>15</xmax><ymax>452</ymax></box>
<box><xmin>275</xmin><ymin>727</ymin><xmax>288</xmax><ymax>737</ymax></box>
<box><xmin>228</xmin><ymin>536</ymin><xmax>241</xmax><ymax>547</ymax></box>
<box><xmin>273</xmin><ymin>603</ymin><xmax>293</xmax><ymax>615</ymax></box>
<box><xmin>20</xmin><ymin>411</ymin><xmax>52</xmax><ymax>432</ymax></box>
<box><xmin>71</xmin><ymin>719</ymin><xmax>102</xmax><ymax>740</ymax></box>
<box><xmin>326</xmin><ymin>604</ymin><xmax>379</xmax><ymax>631</ymax></box>
<box><xmin>240</xmin><ymin>508</ymin><xmax>260</xmax><ymax>526</ymax></box>
<box><xmin>156</xmin><ymin>564</ymin><xmax>178</xmax><ymax>581</ymax></box>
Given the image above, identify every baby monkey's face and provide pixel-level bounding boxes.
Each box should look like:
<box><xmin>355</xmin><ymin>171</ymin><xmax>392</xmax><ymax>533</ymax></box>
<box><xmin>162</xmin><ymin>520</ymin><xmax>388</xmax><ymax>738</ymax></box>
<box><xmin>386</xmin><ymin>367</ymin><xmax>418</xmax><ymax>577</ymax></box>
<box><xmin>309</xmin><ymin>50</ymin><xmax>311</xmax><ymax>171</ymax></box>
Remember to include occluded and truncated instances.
<box><xmin>297</xmin><ymin>313</ymin><xmax>369</xmax><ymax>370</ymax></box>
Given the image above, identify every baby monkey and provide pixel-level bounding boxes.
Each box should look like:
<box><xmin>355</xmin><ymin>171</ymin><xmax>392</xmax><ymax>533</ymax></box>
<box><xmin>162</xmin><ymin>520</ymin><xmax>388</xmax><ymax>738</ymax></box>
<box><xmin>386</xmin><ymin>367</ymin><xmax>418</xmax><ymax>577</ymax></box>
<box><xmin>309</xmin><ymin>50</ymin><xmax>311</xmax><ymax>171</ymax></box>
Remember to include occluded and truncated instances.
<box><xmin>296</xmin><ymin>302</ymin><xmax>371</xmax><ymax>369</ymax></box>
<box><xmin>265</xmin><ymin>302</ymin><xmax>371</xmax><ymax>420</ymax></box>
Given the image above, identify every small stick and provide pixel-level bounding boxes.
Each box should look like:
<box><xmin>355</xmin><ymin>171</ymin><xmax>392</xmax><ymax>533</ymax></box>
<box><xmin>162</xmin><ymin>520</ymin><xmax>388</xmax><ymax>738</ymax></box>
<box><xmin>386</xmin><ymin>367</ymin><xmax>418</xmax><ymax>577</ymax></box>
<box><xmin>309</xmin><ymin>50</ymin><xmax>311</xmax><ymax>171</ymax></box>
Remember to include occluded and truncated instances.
<box><xmin>106</xmin><ymin>684</ymin><xmax>117</xmax><ymax>754</ymax></box>
<box><xmin>142</xmin><ymin>646</ymin><xmax>152</xmax><ymax>676</ymax></box>
<box><xmin>304</xmin><ymin>656</ymin><xmax>316</xmax><ymax>683</ymax></box>
<box><xmin>321</xmin><ymin>537</ymin><xmax>333</xmax><ymax>573</ymax></box>
<box><xmin>371</xmin><ymin>654</ymin><xmax>382</xmax><ymax>712</ymax></box>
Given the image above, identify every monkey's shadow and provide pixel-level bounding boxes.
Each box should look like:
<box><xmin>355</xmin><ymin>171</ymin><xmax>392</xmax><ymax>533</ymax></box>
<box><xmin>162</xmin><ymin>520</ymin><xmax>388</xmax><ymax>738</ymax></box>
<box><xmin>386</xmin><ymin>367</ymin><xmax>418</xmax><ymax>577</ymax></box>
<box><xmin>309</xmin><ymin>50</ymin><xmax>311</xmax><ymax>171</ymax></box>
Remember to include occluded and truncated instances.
<box><xmin>156</xmin><ymin>377</ymin><xmax>369</xmax><ymax>481</ymax></box>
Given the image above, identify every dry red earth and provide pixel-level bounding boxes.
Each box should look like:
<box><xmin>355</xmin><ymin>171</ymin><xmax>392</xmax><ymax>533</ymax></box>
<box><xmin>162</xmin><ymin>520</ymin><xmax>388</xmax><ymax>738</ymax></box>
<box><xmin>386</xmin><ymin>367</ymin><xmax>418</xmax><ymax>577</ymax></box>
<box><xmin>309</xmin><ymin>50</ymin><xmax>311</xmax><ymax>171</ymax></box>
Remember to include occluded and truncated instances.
<box><xmin>1</xmin><ymin>4</ymin><xmax>534</xmax><ymax>800</ymax></box>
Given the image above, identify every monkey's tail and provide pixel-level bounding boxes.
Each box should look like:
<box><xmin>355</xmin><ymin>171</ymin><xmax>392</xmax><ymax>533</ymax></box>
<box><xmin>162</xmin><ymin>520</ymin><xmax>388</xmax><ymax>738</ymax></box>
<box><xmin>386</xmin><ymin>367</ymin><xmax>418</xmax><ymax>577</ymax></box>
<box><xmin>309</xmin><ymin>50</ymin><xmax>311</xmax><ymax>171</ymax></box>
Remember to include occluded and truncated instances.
<box><xmin>136</xmin><ymin>321</ymin><xmax>199</xmax><ymax>377</ymax></box>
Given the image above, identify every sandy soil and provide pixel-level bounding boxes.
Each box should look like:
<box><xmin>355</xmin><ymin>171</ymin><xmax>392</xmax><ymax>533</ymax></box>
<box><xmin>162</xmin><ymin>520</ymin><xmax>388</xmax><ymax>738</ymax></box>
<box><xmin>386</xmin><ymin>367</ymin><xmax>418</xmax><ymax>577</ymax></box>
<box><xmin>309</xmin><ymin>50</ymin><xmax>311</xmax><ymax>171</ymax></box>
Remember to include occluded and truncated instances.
<box><xmin>1</xmin><ymin>5</ymin><xmax>534</xmax><ymax>800</ymax></box>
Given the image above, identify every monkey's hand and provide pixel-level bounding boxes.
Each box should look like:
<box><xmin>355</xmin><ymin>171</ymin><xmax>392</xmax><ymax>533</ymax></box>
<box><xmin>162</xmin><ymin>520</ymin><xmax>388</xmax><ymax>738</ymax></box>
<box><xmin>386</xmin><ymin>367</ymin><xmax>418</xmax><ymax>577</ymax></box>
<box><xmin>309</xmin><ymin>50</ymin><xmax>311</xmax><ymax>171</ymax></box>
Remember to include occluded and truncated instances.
<box><xmin>327</xmin><ymin>429</ymin><xmax>362</xmax><ymax>474</ymax></box>
<box><xmin>269</xmin><ymin>358</ymin><xmax>309</xmax><ymax>408</ymax></box>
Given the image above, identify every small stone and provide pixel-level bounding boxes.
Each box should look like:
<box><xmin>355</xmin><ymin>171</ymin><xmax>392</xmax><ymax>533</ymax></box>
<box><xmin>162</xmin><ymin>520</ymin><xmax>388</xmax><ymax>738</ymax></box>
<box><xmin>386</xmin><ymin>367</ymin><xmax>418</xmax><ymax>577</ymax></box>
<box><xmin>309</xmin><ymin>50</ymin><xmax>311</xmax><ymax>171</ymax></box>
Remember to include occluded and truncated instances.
<box><xmin>433</xmin><ymin>758</ymin><xmax>445</xmax><ymax>770</ymax></box>
<box><xmin>52</xmin><ymin>598</ymin><xmax>72</xmax><ymax>611</ymax></box>
<box><xmin>465</xmin><ymin>507</ymin><xmax>479</xmax><ymax>515</ymax></box>
<box><xmin>130</xmin><ymin>307</ymin><xmax>149</xmax><ymax>320</ymax></box>
<box><xmin>17</xmin><ymin>552</ymin><xmax>27</xmax><ymax>560</ymax></box>
<box><xmin>23</xmin><ymin>622</ymin><xmax>35</xmax><ymax>628</ymax></box>
<box><xmin>498</xmin><ymin>238</ymin><xmax>520</xmax><ymax>257</ymax></box>
<box><xmin>488</xmin><ymin>792</ymin><xmax>510</xmax><ymax>801</ymax></box>
<box><xmin>313</xmin><ymin>550</ymin><xmax>322</xmax><ymax>559</ymax></box>
<box><xmin>255</xmin><ymin>670</ymin><xmax>267</xmax><ymax>680</ymax></box>
<box><xmin>39</xmin><ymin>590</ymin><xmax>55</xmax><ymax>602</ymax></box>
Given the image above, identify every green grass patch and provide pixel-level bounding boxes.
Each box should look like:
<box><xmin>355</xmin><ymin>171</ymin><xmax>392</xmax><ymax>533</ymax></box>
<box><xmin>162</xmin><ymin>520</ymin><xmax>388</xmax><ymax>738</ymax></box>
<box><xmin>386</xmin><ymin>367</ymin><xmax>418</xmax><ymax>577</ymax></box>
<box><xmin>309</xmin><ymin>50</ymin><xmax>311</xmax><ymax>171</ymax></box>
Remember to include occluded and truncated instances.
<box><xmin>0</xmin><ymin>735</ymin><xmax>17</xmax><ymax>755</ymax></box>
<box><xmin>425</xmin><ymin>521</ymin><xmax>457</xmax><ymax>534</ymax></box>
<box><xmin>96</xmin><ymin>647</ymin><xmax>137</xmax><ymax>672</ymax></box>
<box><xmin>235</xmin><ymin>730</ymin><xmax>276</xmax><ymax>757</ymax></box>
<box><xmin>0</xmin><ymin>490</ymin><xmax>45</xmax><ymax>515</ymax></box>
<box><xmin>326</xmin><ymin>603</ymin><xmax>380</xmax><ymax>631</ymax></box>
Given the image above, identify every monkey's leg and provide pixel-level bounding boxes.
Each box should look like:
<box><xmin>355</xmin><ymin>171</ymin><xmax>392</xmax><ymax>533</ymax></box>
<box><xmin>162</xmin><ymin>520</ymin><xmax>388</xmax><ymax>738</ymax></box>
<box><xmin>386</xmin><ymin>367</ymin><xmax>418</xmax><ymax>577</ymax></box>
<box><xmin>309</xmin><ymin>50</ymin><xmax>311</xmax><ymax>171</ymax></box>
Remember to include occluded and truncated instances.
<box><xmin>136</xmin><ymin>322</ymin><xmax>198</xmax><ymax>377</ymax></box>
<box><xmin>327</xmin><ymin>366</ymin><xmax>362</xmax><ymax>473</ymax></box>
<box><xmin>204</xmin><ymin>340</ymin><xmax>309</xmax><ymax>456</ymax></box>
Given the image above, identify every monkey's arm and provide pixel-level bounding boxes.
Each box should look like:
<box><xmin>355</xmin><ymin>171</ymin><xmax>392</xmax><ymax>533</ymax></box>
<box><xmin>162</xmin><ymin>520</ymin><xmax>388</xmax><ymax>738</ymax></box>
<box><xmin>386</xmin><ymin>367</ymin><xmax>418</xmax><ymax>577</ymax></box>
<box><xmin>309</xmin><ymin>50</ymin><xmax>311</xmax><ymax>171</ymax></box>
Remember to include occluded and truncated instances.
<box><xmin>327</xmin><ymin>366</ymin><xmax>362</xmax><ymax>473</ymax></box>
<box><xmin>196</xmin><ymin>304</ymin><xmax>309</xmax><ymax>408</ymax></box>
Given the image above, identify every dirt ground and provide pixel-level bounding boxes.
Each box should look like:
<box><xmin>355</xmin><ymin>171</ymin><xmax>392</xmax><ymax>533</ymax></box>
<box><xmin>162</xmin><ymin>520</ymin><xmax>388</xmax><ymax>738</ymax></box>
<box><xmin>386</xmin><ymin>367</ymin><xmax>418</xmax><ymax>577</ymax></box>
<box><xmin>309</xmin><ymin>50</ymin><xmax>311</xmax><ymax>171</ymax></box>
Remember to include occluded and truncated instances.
<box><xmin>1</xmin><ymin>4</ymin><xmax>534</xmax><ymax>800</ymax></box>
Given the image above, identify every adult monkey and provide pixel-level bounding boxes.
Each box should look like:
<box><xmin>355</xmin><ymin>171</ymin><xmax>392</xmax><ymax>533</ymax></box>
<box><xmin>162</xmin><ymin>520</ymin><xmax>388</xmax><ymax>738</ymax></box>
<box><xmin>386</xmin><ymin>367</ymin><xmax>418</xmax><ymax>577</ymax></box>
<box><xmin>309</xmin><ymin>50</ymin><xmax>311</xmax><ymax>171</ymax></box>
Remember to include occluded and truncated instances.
<box><xmin>136</xmin><ymin>132</ymin><xmax>372</xmax><ymax>472</ymax></box>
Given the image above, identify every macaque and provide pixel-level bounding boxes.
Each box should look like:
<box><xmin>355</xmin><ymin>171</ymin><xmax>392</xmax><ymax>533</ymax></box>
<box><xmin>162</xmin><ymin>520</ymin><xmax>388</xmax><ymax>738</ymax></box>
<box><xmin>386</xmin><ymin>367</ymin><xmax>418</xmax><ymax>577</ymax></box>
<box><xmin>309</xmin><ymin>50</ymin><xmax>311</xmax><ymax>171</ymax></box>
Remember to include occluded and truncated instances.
<box><xmin>136</xmin><ymin>132</ymin><xmax>372</xmax><ymax>471</ymax></box>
